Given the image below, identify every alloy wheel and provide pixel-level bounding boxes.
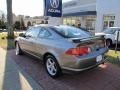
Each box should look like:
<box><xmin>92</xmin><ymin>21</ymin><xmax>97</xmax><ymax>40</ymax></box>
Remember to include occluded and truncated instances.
<box><xmin>46</xmin><ymin>58</ymin><xmax>57</xmax><ymax>76</ymax></box>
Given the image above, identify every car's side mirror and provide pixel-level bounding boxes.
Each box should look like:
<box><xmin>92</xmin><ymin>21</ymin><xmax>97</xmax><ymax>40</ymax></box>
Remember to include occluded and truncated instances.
<box><xmin>19</xmin><ymin>33</ymin><xmax>25</xmax><ymax>37</ymax></box>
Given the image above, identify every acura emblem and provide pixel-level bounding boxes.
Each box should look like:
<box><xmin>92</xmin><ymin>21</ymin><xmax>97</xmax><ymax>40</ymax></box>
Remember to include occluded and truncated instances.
<box><xmin>50</xmin><ymin>0</ymin><xmax>59</xmax><ymax>8</ymax></box>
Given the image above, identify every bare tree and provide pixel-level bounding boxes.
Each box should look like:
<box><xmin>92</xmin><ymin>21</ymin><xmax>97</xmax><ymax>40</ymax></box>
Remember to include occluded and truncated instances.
<box><xmin>6</xmin><ymin>0</ymin><xmax>14</xmax><ymax>37</ymax></box>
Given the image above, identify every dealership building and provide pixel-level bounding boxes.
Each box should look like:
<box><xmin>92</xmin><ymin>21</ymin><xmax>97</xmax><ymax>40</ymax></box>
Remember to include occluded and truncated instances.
<box><xmin>62</xmin><ymin>0</ymin><xmax>120</xmax><ymax>33</ymax></box>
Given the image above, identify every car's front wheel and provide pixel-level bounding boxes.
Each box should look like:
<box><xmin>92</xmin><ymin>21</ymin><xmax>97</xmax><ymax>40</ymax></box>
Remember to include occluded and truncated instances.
<box><xmin>45</xmin><ymin>55</ymin><xmax>62</xmax><ymax>78</ymax></box>
<box><xmin>15</xmin><ymin>42</ymin><xmax>22</xmax><ymax>55</ymax></box>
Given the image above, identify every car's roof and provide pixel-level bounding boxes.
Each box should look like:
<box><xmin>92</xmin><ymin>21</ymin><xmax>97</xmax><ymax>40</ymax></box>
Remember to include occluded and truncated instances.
<box><xmin>32</xmin><ymin>25</ymin><xmax>72</xmax><ymax>28</ymax></box>
<box><xmin>108</xmin><ymin>27</ymin><xmax>120</xmax><ymax>29</ymax></box>
<box><xmin>33</xmin><ymin>24</ymin><xmax>53</xmax><ymax>27</ymax></box>
<box><xmin>105</xmin><ymin>27</ymin><xmax>120</xmax><ymax>31</ymax></box>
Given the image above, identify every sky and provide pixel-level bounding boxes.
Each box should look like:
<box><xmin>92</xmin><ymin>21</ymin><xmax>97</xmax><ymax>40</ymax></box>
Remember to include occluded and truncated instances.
<box><xmin>0</xmin><ymin>0</ymin><xmax>72</xmax><ymax>16</ymax></box>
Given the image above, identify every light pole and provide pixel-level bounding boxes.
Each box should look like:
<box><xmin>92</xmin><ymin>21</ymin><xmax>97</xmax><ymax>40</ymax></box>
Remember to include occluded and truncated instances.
<box><xmin>115</xmin><ymin>30</ymin><xmax>120</xmax><ymax>53</ymax></box>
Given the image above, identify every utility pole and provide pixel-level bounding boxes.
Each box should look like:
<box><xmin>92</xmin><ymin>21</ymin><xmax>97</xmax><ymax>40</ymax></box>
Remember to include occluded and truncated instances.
<box><xmin>6</xmin><ymin>0</ymin><xmax>14</xmax><ymax>37</ymax></box>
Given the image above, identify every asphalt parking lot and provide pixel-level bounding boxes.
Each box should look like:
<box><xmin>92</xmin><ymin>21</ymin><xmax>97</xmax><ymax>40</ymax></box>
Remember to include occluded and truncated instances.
<box><xmin>8</xmin><ymin>50</ymin><xmax>120</xmax><ymax>90</ymax></box>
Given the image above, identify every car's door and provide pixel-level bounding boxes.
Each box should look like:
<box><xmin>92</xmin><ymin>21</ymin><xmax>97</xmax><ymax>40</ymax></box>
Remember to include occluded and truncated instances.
<box><xmin>18</xmin><ymin>28</ymin><xmax>32</xmax><ymax>51</ymax></box>
<box><xmin>35</xmin><ymin>27</ymin><xmax>52</xmax><ymax>59</ymax></box>
<box><xmin>19</xmin><ymin>27</ymin><xmax>40</xmax><ymax>54</ymax></box>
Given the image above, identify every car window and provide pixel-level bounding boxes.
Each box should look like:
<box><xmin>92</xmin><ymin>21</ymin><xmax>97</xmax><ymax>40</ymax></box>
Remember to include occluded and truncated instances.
<box><xmin>25</xmin><ymin>28</ymin><xmax>32</xmax><ymax>37</ymax></box>
<box><xmin>25</xmin><ymin>27</ymin><xmax>40</xmax><ymax>38</ymax></box>
<box><xmin>103</xmin><ymin>28</ymin><xmax>117</xmax><ymax>34</ymax></box>
<box><xmin>38</xmin><ymin>27</ymin><xmax>51</xmax><ymax>38</ymax></box>
<box><xmin>50</xmin><ymin>26</ymin><xmax>91</xmax><ymax>38</ymax></box>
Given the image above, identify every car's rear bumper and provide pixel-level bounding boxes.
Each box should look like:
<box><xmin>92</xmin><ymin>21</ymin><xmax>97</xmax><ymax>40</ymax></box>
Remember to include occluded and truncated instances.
<box><xmin>61</xmin><ymin>55</ymin><xmax>108</xmax><ymax>73</ymax></box>
<box><xmin>60</xmin><ymin>47</ymin><xmax>109</xmax><ymax>73</ymax></box>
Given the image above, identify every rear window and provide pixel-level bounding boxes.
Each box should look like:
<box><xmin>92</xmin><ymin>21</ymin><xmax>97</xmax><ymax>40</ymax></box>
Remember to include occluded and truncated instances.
<box><xmin>50</xmin><ymin>26</ymin><xmax>91</xmax><ymax>38</ymax></box>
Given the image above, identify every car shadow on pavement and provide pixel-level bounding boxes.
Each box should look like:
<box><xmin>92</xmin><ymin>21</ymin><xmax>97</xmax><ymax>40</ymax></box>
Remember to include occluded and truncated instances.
<box><xmin>1</xmin><ymin>38</ymin><xmax>22</xmax><ymax>90</ymax></box>
<box><xmin>5</xmin><ymin>39</ymin><xmax>120</xmax><ymax>90</ymax></box>
<box><xmin>1</xmin><ymin>38</ymin><xmax>43</xmax><ymax>90</ymax></box>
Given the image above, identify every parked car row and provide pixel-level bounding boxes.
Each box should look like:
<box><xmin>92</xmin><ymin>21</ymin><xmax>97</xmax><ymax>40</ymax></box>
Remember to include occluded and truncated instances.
<box><xmin>0</xmin><ymin>29</ymin><xmax>7</xmax><ymax>32</ymax></box>
<box><xmin>15</xmin><ymin>25</ymin><xmax>108</xmax><ymax>78</ymax></box>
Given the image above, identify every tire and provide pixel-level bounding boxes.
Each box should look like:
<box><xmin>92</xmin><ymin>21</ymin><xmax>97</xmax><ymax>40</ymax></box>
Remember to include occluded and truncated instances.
<box><xmin>15</xmin><ymin>42</ymin><xmax>22</xmax><ymax>55</ymax></box>
<box><xmin>106</xmin><ymin>39</ymin><xmax>112</xmax><ymax>47</ymax></box>
<box><xmin>45</xmin><ymin>55</ymin><xmax>62</xmax><ymax>78</ymax></box>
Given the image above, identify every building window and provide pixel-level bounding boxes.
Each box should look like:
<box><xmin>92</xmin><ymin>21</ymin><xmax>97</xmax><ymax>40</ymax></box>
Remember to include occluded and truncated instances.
<box><xmin>45</xmin><ymin>20</ymin><xmax>48</xmax><ymax>24</ymax></box>
<box><xmin>109</xmin><ymin>21</ymin><xmax>114</xmax><ymax>27</ymax></box>
<box><xmin>76</xmin><ymin>17</ymin><xmax>81</xmax><ymax>27</ymax></box>
<box><xmin>85</xmin><ymin>15</ymin><xmax>96</xmax><ymax>32</ymax></box>
<box><xmin>103</xmin><ymin>21</ymin><xmax>108</xmax><ymax>28</ymax></box>
<box><xmin>71</xmin><ymin>17</ymin><xmax>76</xmax><ymax>26</ymax></box>
<box><xmin>66</xmin><ymin>17</ymin><xmax>71</xmax><ymax>25</ymax></box>
<box><xmin>103</xmin><ymin>15</ymin><xmax>115</xmax><ymax>29</ymax></box>
<box><xmin>63</xmin><ymin>18</ymin><xmax>67</xmax><ymax>25</ymax></box>
<box><xmin>63</xmin><ymin>17</ymin><xmax>81</xmax><ymax>26</ymax></box>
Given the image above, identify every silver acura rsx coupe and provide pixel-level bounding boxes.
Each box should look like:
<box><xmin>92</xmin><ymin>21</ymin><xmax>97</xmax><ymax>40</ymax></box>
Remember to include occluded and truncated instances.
<box><xmin>15</xmin><ymin>25</ymin><xmax>108</xmax><ymax>78</ymax></box>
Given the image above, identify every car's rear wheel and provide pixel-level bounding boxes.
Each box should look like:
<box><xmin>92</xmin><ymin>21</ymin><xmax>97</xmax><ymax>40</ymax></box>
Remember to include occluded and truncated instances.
<box><xmin>45</xmin><ymin>55</ymin><xmax>62</xmax><ymax>78</ymax></box>
<box><xmin>106</xmin><ymin>39</ymin><xmax>112</xmax><ymax>47</ymax></box>
<box><xmin>15</xmin><ymin>42</ymin><xmax>22</xmax><ymax>55</ymax></box>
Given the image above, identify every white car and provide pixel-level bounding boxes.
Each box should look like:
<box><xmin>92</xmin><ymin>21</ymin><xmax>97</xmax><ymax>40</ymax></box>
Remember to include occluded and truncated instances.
<box><xmin>95</xmin><ymin>27</ymin><xmax>120</xmax><ymax>46</ymax></box>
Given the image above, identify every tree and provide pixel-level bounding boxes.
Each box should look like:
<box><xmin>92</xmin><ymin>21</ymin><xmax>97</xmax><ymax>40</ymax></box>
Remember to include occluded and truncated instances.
<box><xmin>0</xmin><ymin>12</ymin><xmax>6</xmax><ymax>29</ymax></box>
<box><xmin>0</xmin><ymin>20</ymin><xmax>1</xmax><ymax>29</ymax></box>
<box><xmin>1</xmin><ymin>13</ymin><xmax>5</xmax><ymax>22</ymax></box>
<box><xmin>1</xmin><ymin>21</ymin><xmax>6</xmax><ymax>29</ymax></box>
<box><xmin>0</xmin><ymin>13</ymin><xmax>6</xmax><ymax>29</ymax></box>
<box><xmin>6</xmin><ymin>0</ymin><xmax>14</xmax><ymax>37</ymax></box>
<box><xmin>20</xmin><ymin>18</ymin><xmax>25</xmax><ymax>30</ymax></box>
<box><xmin>14</xmin><ymin>21</ymin><xmax>21</xmax><ymax>29</ymax></box>
<box><xmin>27</xmin><ymin>21</ymin><xmax>31</xmax><ymax>27</ymax></box>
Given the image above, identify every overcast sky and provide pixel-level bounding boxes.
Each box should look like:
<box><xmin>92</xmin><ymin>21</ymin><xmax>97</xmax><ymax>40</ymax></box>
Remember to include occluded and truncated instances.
<box><xmin>0</xmin><ymin>0</ymin><xmax>72</xmax><ymax>16</ymax></box>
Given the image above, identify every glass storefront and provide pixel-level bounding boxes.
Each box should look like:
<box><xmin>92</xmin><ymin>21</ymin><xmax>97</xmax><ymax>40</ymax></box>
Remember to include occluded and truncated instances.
<box><xmin>84</xmin><ymin>16</ymin><xmax>96</xmax><ymax>32</ymax></box>
<box><xmin>63</xmin><ymin>16</ymin><xmax>79</xmax><ymax>26</ymax></box>
<box><xmin>63</xmin><ymin>15</ymin><xmax>96</xmax><ymax>32</ymax></box>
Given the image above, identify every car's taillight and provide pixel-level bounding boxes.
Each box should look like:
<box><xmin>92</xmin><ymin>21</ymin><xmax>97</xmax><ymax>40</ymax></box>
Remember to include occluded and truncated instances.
<box><xmin>66</xmin><ymin>46</ymin><xmax>90</xmax><ymax>55</ymax></box>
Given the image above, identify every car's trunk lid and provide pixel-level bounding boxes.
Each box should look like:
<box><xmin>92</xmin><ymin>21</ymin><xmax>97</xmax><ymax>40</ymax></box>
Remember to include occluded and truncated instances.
<box><xmin>68</xmin><ymin>36</ymin><xmax>106</xmax><ymax>52</ymax></box>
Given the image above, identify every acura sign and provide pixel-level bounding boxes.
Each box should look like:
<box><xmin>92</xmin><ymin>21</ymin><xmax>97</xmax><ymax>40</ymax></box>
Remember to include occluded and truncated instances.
<box><xmin>44</xmin><ymin>0</ymin><xmax>62</xmax><ymax>17</ymax></box>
